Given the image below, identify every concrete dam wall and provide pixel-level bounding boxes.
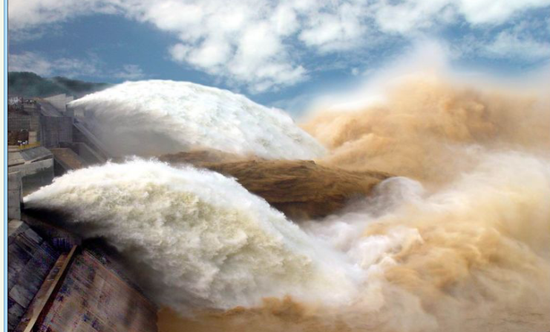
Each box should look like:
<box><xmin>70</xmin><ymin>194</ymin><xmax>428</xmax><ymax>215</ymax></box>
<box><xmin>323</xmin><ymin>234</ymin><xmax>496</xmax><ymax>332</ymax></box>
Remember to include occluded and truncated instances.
<box><xmin>8</xmin><ymin>218</ymin><xmax>159</xmax><ymax>332</ymax></box>
<box><xmin>7</xmin><ymin>96</ymin><xmax>158</xmax><ymax>331</ymax></box>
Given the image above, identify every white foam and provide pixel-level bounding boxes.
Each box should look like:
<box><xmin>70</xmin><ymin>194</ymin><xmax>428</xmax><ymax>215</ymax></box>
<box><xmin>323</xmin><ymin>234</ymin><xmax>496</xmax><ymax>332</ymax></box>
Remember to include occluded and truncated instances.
<box><xmin>69</xmin><ymin>80</ymin><xmax>326</xmax><ymax>159</ymax></box>
<box><xmin>24</xmin><ymin>159</ymin><xmax>357</xmax><ymax>312</ymax></box>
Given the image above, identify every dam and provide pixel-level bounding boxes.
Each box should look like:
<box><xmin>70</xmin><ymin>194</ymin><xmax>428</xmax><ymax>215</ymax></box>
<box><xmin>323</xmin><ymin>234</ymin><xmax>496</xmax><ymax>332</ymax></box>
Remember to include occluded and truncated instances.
<box><xmin>8</xmin><ymin>218</ymin><xmax>158</xmax><ymax>332</ymax></box>
<box><xmin>7</xmin><ymin>95</ymin><xmax>158</xmax><ymax>332</ymax></box>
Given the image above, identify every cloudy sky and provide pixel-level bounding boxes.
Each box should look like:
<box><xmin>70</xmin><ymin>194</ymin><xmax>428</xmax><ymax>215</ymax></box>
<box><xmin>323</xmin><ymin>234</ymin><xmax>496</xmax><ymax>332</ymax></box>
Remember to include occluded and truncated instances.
<box><xmin>8</xmin><ymin>0</ymin><xmax>550</xmax><ymax>113</ymax></box>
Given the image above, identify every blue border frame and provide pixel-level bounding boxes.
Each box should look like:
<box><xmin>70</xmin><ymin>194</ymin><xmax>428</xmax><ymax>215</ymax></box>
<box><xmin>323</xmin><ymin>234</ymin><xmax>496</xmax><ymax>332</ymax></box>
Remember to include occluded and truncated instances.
<box><xmin>4</xmin><ymin>0</ymin><xmax>8</xmax><ymax>329</ymax></box>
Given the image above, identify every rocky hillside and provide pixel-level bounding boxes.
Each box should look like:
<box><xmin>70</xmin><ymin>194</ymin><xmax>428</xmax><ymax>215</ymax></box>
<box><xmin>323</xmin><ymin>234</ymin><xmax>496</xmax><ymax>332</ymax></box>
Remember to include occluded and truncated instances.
<box><xmin>8</xmin><ymin>72</ymin><xmax>110</xmax><ymax>98</ymax></box>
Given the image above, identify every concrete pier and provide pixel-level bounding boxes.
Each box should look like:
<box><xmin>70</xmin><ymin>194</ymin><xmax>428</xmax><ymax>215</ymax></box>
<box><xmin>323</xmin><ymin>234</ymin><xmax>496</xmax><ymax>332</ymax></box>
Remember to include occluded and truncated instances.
<box><xmin>8</xmin><ymin>146</ymin><xmax>54</xmax><ymax>196</ymax></box>
<box><xmin>8</xmin><ymin>172</ymin><xmax>23</xmax><ymax>220</ymax></box>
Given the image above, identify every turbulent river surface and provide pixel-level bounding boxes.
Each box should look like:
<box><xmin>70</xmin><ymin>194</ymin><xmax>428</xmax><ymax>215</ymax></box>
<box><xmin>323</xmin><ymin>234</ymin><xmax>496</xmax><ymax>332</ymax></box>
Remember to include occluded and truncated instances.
<box><xmin>25</xmin><ymin>73</ymin><xmax>550</xmax><ymax>332</ymax></box>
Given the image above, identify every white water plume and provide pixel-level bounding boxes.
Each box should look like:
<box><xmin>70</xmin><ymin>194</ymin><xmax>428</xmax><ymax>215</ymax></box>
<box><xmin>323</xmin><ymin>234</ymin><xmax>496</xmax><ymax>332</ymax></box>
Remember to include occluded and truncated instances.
<box><xmin>68</xmin><ymin>80</ymin><xmax>325</xmax><ymax>159</ymax></box>
<box><xmin>24</xmin><ymin>159</ymin><xmax>358</xmax><ymax>312</ymax></box>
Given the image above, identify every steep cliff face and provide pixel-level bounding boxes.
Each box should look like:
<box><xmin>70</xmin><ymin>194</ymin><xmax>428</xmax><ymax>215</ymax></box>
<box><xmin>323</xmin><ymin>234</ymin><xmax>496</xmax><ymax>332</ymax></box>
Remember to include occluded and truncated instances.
<box><xmin>160</xmin><ymin>152</ymin><xmax>390</xmax><ymax>220</ymax></box>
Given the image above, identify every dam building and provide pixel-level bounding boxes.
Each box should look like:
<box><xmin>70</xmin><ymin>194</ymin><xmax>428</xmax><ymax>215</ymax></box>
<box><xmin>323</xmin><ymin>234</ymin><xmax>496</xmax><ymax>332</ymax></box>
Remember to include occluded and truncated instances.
<box><xmin>7</xmin><ymin>94</ymin><xmax>109</xmax><ymax>215</ymax></box>
<box><xmin>7</xmin><ymin>94</ymin><xmax>158</xmax><ymax>331</ymax></box>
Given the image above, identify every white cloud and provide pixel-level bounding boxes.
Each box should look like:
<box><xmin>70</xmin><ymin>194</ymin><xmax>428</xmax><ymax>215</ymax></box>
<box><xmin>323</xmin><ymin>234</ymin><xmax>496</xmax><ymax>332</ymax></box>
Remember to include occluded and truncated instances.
<box><xmin>8</xmin><ymin>52</ymin><xmax>148</xmax><ymax>80</ymax></box>
<box><xmin>456</xmin><ymin>21</ymin><xmax>550</xmax><ymax>61</ymax></box>
<box><xmin>484</xmin><ymin>31</ymin><xmax>550</xmax><ymax>60</ymax></box>
<box><xmin>457</xmin><ymin>0</ymin><xmax>550</xmax><ymax>24</ymax></box>
<box><xmin>8</xmin><ymin>0</ymin><xmax>550</xmax><ymax>92</ymax></box>
<box><xmin>373</xmin><ymin>0</ymin><xmax>452</xmax><ymax>34</ymax></box>
<box><xmin>8</xmin><ymin>0</ymin><xmax>121</xmax><ymax>30</ymax></box>
<box><xmin>270</xmin><ymin>3</ymin><xmax>299</xmax><ymax>37</ymax></box>
<box><xmin>8</xmin><ymin>51</ymin><xmax>100</xmax><ymax>77</ymax></box>
<box><xmin>8</xmin><ymin>52</ymin><xmax>53</xmax><ymax>75</ymax></box>
<box><xmin>372</xmin><ymin>0</ymin><xmax>550</xmax><ymax>33</ymax></box>
<box><xmin>134</xmin><ymin>0</ymin><xmax>308</xmax><ymax>92</ymax></box>
<box><xmin>114</xmin><ymin>64</ymin><xmax>146</xmax><ymax>80</ymax></box>
<box><xmin>299</xmin><ymin>3</ymin><xmax>366</xmax><ymax>52</ymax></box>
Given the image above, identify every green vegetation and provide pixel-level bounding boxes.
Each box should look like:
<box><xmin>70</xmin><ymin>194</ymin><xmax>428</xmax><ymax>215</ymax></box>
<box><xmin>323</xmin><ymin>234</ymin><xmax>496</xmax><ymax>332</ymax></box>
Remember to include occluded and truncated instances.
<box><xmin>8</xmin><ymin>72</ymin><xmax>110</xmax><ymax>98</ymax></box>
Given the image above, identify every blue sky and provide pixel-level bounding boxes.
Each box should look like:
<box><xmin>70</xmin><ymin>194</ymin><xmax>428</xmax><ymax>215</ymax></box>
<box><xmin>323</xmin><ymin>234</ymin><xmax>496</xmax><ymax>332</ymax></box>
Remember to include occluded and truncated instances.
<box><xmin>8</xmin><ymin>0</ymin><xmax>550</xmax><ymax>114</ymax></box>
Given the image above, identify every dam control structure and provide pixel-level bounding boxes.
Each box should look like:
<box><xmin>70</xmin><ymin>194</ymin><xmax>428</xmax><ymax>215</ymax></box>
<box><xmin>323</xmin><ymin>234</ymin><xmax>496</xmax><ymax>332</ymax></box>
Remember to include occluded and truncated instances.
<box><xmin>7</xmin><ymin>94</ymin><xmax>158</xmax><ymax>332</ymax></box>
